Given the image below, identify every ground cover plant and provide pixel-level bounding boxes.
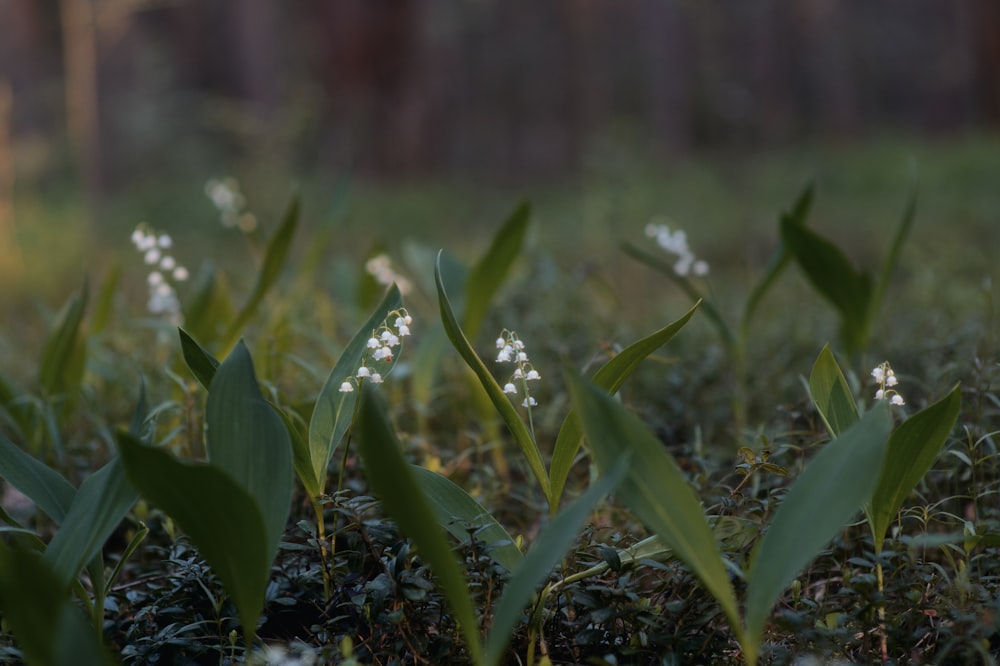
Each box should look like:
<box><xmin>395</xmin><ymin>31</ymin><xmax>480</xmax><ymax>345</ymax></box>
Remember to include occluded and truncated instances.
<box><xmin>0</xmin><ymin>157</ymin><xmax>999</xmax><ymax>665</ymax></box>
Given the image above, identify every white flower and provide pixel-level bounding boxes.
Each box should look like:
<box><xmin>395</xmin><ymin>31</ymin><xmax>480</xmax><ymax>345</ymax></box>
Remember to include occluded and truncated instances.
<box><xmin>159</xmin><ymin>255</ymin><xmax>176</xmax><ymax>271</ymax></box>
<box><xmin>871</xmin><ymin>367</ymin><xmax>885</xmax><ymax>382</ymax></box>
<box><xmin>158</xmin><ymin>234</ymin><xmax>173</xmax><ymax>249</ymax></box>
<box><xmin>367</xmin><ymin>337</ymin><xmax>381</xmax><ymax>350</ymax></box>
<box><xmin>338</xmin><ymin>381</ymin><xmax>354</xmax><ymax>393</ymax></box>
<box><xmin>517</xmin><ymin>351</ymin><xmax>528</xmax><ymax>363</ymax></box>
<box><xmin>173</xmin><ymin>266</ymin><xmax>189</xmax><ymax>281</ymax></box>
<box><xmin>144</xmin><ymin>248</ymin><xmax>161</xmax><ymax>265</ymax></box>
<box><xmin>872</xmin><ymin>361</ymin><xmax>904</xmax><ymax>407</ymax></box>
<box><xmin>875</xmin><ymin>389</ymin><xmax>885</xmax><ymax>400</ymax></box>
<box><xmin>370</xmin><ymin>373</ymin><xmax>384</xmax><ymax>384</ymax></box>
<box><xmin>503</xmin><ymin>383</ymin><xmax>517</xmax><ymax>394</ymax></box>
<box><xmin>522</xmin><ymin>397</ymin><xmax>537</xmax><ymax>407</ymax></box>
<box><xmin>496</xmin><ymin>337</ymin><xmax>506</xmax><ymax>349</ymax></box>
<box><xmin>357</xmin><ymin>367</ymin><xmax>371</xmax><ymax>378</ymax></box>
<box><xmin>513</xmin><ymin>368</ymin><xmax>523</xmax><ymax>379</ymax></box>
<box><xmin>526</xmin><ymin>369</ymin><xmax>541</xmax><ymax>381</ymax></box>
<box><xmin>693</xmin><ymin>260</ymin><xmax>710</xmax><ymax>276</ymax></box>
<box><xmin>147</xmin><ymin>271</ymin><xmax>163</xmax><ymax>286</ymax></box>
<box><xmin>890</xmin><ymin>394</ymin><xmax>905</xmax><ymax>406</ymax></box>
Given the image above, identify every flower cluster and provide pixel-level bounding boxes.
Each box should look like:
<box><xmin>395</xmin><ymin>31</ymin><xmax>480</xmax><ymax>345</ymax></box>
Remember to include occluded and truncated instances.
<box><xmin>365</xmin><ymin>253</ymin><xmax>413</xmax><ymax>296</ymax></box>
<box><xmin>645</xmin><ymin>221</ymin><xmax>709</xmax><ymax>277</ymax></box>
<box><xmin>872</xmin><ymin>361</ymin><xmax>905</xmax><ymax>406</ymax></box>
<box><xmin>131</xmin><ymin>224</ymin><xmax>190</xmax><ymax>323</ymax></box>
<box><xmin>205</xmin><ymin>177</ymin><xmax>257</xmax><ymax>232</ymax></box>
<box><xmin>496</xmin><ymin>330</ymin><xmax>541</xmax><ymax>408</ymax></box>
<box><xmin>338</xmin><ymin>309</ymin><xmax>413</xmax><ymax>393</ymax></box>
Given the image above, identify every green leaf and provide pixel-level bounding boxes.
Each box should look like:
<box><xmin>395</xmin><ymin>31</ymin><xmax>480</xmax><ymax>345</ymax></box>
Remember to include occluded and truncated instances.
<box><xmin>566</xmin><ymin>373</ymin><xmax>740</xmax><ymax>633</ymax></box>
<box><xmin>868</xmin><ymin>384</ymin><xmax>961</xmax><ymax>553</ymax></box>
<box><xmin>278</xmin><ymin>404</ymin><xmax>320</xmax><ymax>499</ymax></box>
<box><xmin>221</xmin><ymin>196</ymin><xmax>299</xmax><ymax>350</ymax></box>
<box><xmin>744</xmin><ymin>404</ymin><xmax>892</xmax><ymax>647</ymax></box>
<box><xmin>462</xmin><ymin>201</ymin><xmax>530</xmax><ymax>341</ymax></box>
<box><xmin>549</xmin><ymin>302</ymin><xmax>700</xmax><ymax>510</ymax></box>
<box><xmin>179</xmin><ymin>328</ymin><xmax>220</xmax><ymax>390</ymax></box>
<box><xmin>206</xmin><ymin>340</ymin><xmax>293</xmax><ymax>560</ymax></box>
<box><xmin>0</xmin><ymin>542</ymin><xmax>113</xmax><ymax>666</ymax></box>
<box><xmin>781</xmin><ymin>219</ymin><xmax>873</xmax><ymax>354</ymax></box>
<box><xmin>91</xmin><ymin>263</ymin><xmax>120</xmax><ymax>335</ymax></box>
<box><xmin>742</xmin><ymin>183</ymin><xmax>813</xmax><ymax>332</ymax></box>
<box><xmin>411</xmin><ymin>465</ymin><xmax>522</xmax><ymax>573</ymax></box>
<box><xmin>808</xmin><ymin>343</ymin><xmax>860</xmax><ymax>437</ymax></box>
<box><xmin>484</xmin><ymin>456</ymin><xmax>628</xmax><ymax>666</ymax></box>
<box><xmin>0</xmin><ymin>433</ymin><xmax>76</xmax><ymax>524</ymax></box>
<box><xmin>308</xmin><ymin>284</ymin><xmax>403</xmax><ymax>496</ymax></box>
<box><xmin>42</xmin><ymin>457</ymin><xmax>137</xmax><ymax>587</ymax></box>
<box><xmin>356</xmin><ymin>386</ymin><xmax>484</xmax><ymax>665</ymax></box>
<box><xmin>435</xmin><ymin>252</ymin><xmax>550</xmax><ymax>503</ymax></box>
<box><xmin>117</xmin><ymin>432</ymin><xmax>271</xmax><ymax>648</ymax></box>
<box><xmin>39</xmin><ymin>279</ymin><xmax>88</xmax><ymax>398</ymax></box>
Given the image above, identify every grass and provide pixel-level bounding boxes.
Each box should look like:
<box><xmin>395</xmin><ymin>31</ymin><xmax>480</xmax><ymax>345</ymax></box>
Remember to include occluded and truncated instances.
<box><xmin>0</xmin><ymin>132</ymin><xmax>999</xmax><ymax>663</ymax></box>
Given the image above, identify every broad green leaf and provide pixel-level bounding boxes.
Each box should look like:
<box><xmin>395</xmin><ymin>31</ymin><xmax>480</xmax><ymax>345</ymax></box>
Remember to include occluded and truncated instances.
<box><xmin>206</xmin><ymin>340</ymin><xmax>293</xmax><ymax>560</ymax></box>
<box><xmin>567</xmin><ymin>373</ymin><xmax>740</xmax><ymax>632</ymax></box>
<box><xmin>808</xmin><ymin>344</ymin><xmax>860</xmax><ymax>437</ymax></box>
<box><xmin>410</xmin><ymin>251</ymin><xmax>466</xmax><ymax>411</ymax></box>
<box><xmin>0</xmin><ymin>433</ymin><xmax>75</xmax><ymax>524</ymax></box>
<box><xmin>744</xmin><ymin>404</ymin><xmax>892</xmax><ymax>648</ymax></box>
<box><xmin>868</xmin><ymin>384</ymin><xmax>961</xmax><ymax>553</ymax></box>
<box><xmin>179</xmin><ymin>328</ymin><xmax>220</xmax><ymax>390</ymax></box>
<box><xmin>549</xmin><ymin>302</ymin><xmax>700</xmax><ymax>511</ymax></box>
<box><xmin>39</xmin><ymin>279</ymin><xmax>88</xmax><ymax>398</ymax></box>
<box><xmin>43</xmin><ymin>457</ymin><xmax>137</xmax><ymax>588</ymax></box>
<box><xmin>742</xmin><ymin>183</ymin><xmax>813</xmax><ymax>332</ymax></box>
<box><xmin>411</xmin><ymin>465</ymin><xmax>522</xmax><ymax>573</ymax></box>
<box><xmin>278</xmin><ymin>404</ymin><xmax>320</xmax><ymax>499</ymax></box>
<box><xmin>435</xmin><ymin>252</ymin><xmax>550</xmax><ymax>503</ymax></box>
<box><xmin>221</xmin><ymin>196</ymin><xmax>299</xmax><ymax>351</ymax></box>
<box><xmin>621</xmin><ymin>242</ymin><xmax>733</xmax><ymax>349</ymax></box>
<box><xmin>309</xmin><ymin>284</ymin><xmax>402</xmax><ymax>495</ymax></box>
<box><xmin>781</xmin><ymin>220</ymin><xmax>872</xmax><ymax>353</ymax></box>
<box><xmin>117</xmin><ymin>432</ymin><xmax>271</xmax><ymax>648</ymax></box>
<box><xmin>484</xmin><ymin>456</ymin><xmax>628</xmax><ymax>666</ymax></box>
<box><xmin>462</xmin><ymin>201</ymin><xmax>530</xmax><ymax>341</ymax></box>
<box><xmin>356</xmin><ymin>386</ymin><xmax>484</xmax><ymax>666</ymax></box>
<box><xmin>91</xmin><ymin>263</ymin><xmax>120</xmax><ymax>335</ymax></box>
<box><xmin>0</xmin><ymin>542</ymin><xmax>113</xmax><ymax>666</ymax></box>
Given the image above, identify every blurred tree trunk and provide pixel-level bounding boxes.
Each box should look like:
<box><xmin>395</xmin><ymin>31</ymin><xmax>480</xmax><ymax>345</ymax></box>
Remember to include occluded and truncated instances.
<box><xmin>59</xmin><ymin>0</ymin><xmax>102</xmax><ymax>219</ymax></box>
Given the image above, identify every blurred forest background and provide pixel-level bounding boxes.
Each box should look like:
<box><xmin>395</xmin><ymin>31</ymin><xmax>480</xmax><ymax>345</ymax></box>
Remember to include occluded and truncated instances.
<box><xmin>0</xmin><ymin>0</ymin><xmax>999</xmax><ymax>297</ymax></box>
